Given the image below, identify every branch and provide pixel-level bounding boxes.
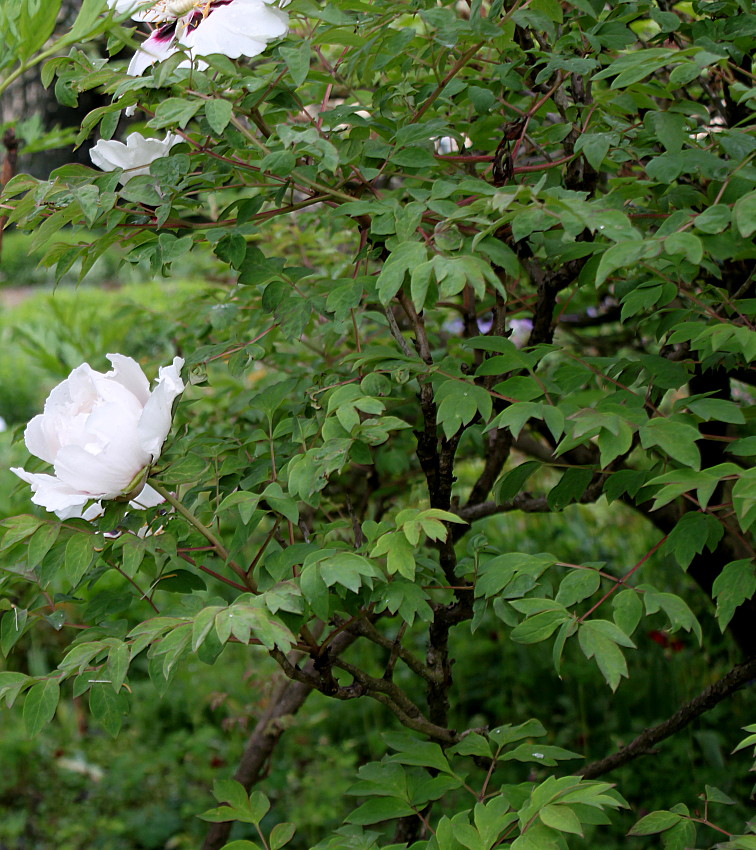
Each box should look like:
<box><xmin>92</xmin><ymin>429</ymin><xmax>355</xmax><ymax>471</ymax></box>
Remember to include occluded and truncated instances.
<box><xmin>398</xmin><ymin>291</ymin><xmax>433</xmax><ymax>365</ymax></box>
<box><xmin>202</xmin><ymin>629</ymin><xmax>358</xmax><ymax>850</ymax></box>
<box><xmin>346</xmin><ymin>617</ymin><xmax>440</xmax><ymax>683</ymax></box>
<box><xmin>331</xmin><ymin>657</ymin><xmax>458</xmax><ymax>744</ymax></box>
<box><xmin>464</xmin><ymin>428</ymin><xmax>513</xmax><ymax>512</ymax></box>
<box><xmin>578</xmin><ymin>656</ymin><xmax>756</xmax><ymax>779</ymax></box>
<box><xmin>384</xmin><ymin>306</ymin><xmax>415</xmax><ymax>359</ymax></box>
<box><xmin>456</xmin><ymin>493</ymin><xmax>550</xmax><ymax>523</ymax></box>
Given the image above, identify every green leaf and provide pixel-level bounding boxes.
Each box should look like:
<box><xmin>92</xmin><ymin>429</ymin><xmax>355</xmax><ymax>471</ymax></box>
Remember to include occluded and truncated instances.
<box><xmin>377</xmin><ymin>242</ymin><xmax>427</xmax><ymax>304</ymax></box>
<box><xmin>65</xmin><ymin>533</ymin><xmax>95</xmax><ymax>586</ymax></box>
<box><xmin>151</xmin><ymin>97</ymin><xmax>201</xmax><ymax>129</ymax></box>
<box><xmin>107</xmin><ymin>641</ymin><xmax>130</xmax><ymax>692</ymax></box>
<box><xmin>24</xmin><ymin>678</ymin><xmax>61</xmax><ymax>738</ymax></box>
<box><xmin>347</xmin><ymin>797</ymin><xmax>415</xmax><ymax>825</ymax></box>
<box><xmin>214</xmin><ymin>779</ymin><xmax>250</xmax><ymax>810</ymax></box>
<box><xmin>648</xmin><ymin>111</ymin><xmax>687</xmax><ymax>153</ymax></box>
<box><xmin>89</xmin><ymin>684</ymin><xmax>129</xmax><ymax>737</ymax></box>
<box><xmin>539</xmin><ymin>804</ymin><xmax>583</xmax><ymax>836</ymax></box>
<box><xmin>27</xmin><ymin>522</ymin><xmax>60</xmax><ymax>568</ymax></box>
<box><xmin>734</xmin><ymin>191</ymin><xmax>756</xmax><ymax>238</ymax></box>
<box><xmin>205</xmin><ymin>99</ymin><xmax>234</xmax><ymax>134</ymax></box>
<box><xmin>0</xmin><ymin>515</ymin><xmax>44</xmax><ymax>551</ymax></box>
<box><xmin>595</xmin><ymin>240</ymin><xmax>660</xmax><ymax>286</ymax></box>
<box><xmin>0</xmin><ymin>671</ymin><xmax>29</xmax><ymax>708</ymax></box>
<box><xmin>511</xmin><ymin>609</ymin><xmax>569</xmax><ymax>644</ymax></box>
<box><xmin>712</xmin><ymin>560</ymin><xmax>756</xmax><ymax>632</ymax></box>
<box><xmin>555</xmin><ymin>568</ymin><xmax>600</xmax><ymax>607</ymax></box>
<box><xmin>612</xmin><ymin>589</ymin><xmax>643</xmax><ymax>637</ymax></box>
<box><xmin>476</xmin><ymin>553</ymin><xmax>555</xmax><ymax>599</ymax></box>
<box><xmin>385</xmin><ymin>732</ymin><xmax>453</xmax><ymax>774</ymax></box>
<box><xmin>220</xmin><ymin>843</ymin><xmax>263</xmax><ymax>850</ymax></box>
<box><xmin>687</xmin><ymin>398</ymin><xmax>745</xmax><ymax>424</ymax></box>
<box><xmin>547</xmin><ymin>467</ymin><xmax>593</xmax><ymax>511</ymax></box>
<box><xmin>435</xmin><ymin>380</ymin><xmax>492</xmax><ymax>439</ymax></box>
<box><xmin>574</xmin><ymin>132</ymin><xmax>612</xmax><ymax>170</ymax></box>
<box><xmin>270</xmin><ymin>823</ymin><xmax>296</xmax><ymax>850</ymax></box>
<box><xmin>628</xmin><ymin>811</ymin><xmax>683</xmax><ymax>835</ymax></box>
<box><xmin>450</xmin><ymin>733</ymin><xmax>492</xmax><ymax>759</ymax></box>
<box><xmin>199</xmin><ymin>805</ymin><xmax>242</xmax><ymax>824</ymax></box>
<box><xmin>703</xmin><ymin>785</ymin><xmax>736</xmax><ymax>805</ymax></box>
<box><xmin>391</xmin><ymin>147</ymin><xmax>437</xmax><ymax>168</ymax></box>
<box><xmin>578</xmin><ymin>621</ymin><xmax>631</xmax><ymax>691</ymax></box>
<box><xmin>280</xmin><ymin>40</ymin><xmax>311</xmax><ymax>87</ymax></box>
<box><xmin>640</xmin><ymin>419</ymin><xmax>701</xmax><ymax>470</ymax></box>
<box><xmin>663</xmin><ymin>232</ymin><xmax>703</xmax><ymax>264</ymax></box>
<box><xmin>503</xmin><ymin>743</ymin><xmax>582</xmax><ymax>765</ymax></box>
<box><xmin>494</xmin><ymin>461</ymin><xmax>541</xmax><ymax>502</ymax></box>
<box><xmin>1</xmin><ymin>608</ymin><xmax>28</xmax><ymax>657</ymax></box>
<box><xmin>693</xmin><ymin>205</ymin><xmax>730</xmax><ymax>234</ymax></box>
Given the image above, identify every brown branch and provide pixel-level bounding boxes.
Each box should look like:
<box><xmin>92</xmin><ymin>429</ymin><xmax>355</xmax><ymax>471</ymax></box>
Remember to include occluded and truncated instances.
<box><xmin>384</xmin><ymin>306</ymin><xmax>415</xmax><ymax>359</ymax></box>
<box><xmin>331</xmin><ymin>657</ymin><xmax>458</xmax><ymax>744</ymax></box>
<box><xmin>465</xmin><ymin>429</ymin><xmax>513</xmax><ymax>512</ymax></box>
<box><xmin>398</xmin><ymin>291</ymin><xmax>433</xmax><ymax>366</ymax></box>
<box><xmin>201</xmin><ymin>676</ymin><xmax>311</xmax><ymax>850</ymax></box>
<box><xmin>201</xmin><ymin>629</ymin><xmax>358</xmax><ymax>850</ymax></box>
<box><xmin>346</xmin><ymin>617</ymin><xmax>439</xmax><ymax>683</ymax></box>
<box><xmin>579</xmin><ymin>656</ymin><xmax>756</xmax><ymax>779</ymax></box>
<box><xmin>457</xmin><ymin>493</ymin><xmax>549</xmax><ymax>523</ymax></box>
<box><xmin>411</xmin><ymin>41</ymin><xmax>485</xmax><ymax>124</ymax></box>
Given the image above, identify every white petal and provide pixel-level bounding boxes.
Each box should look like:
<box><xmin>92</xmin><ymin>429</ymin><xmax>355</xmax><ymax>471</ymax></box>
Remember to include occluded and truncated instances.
<box><xmin>127</xmin><ymin>31</ymin><xmax>178</xmax><ymax>75</ymax></box>
<box><xmin>53</xmin><ymin>444</ymin><xmax>145</xmax><ymax>499</ymax></box>
<box><xmin>81</xmin><ymin>502</ymin><xmax>106</xmax><ymax>522</ymax></box>
<box><xmin>24</xmin><ymin>413</ymin><xmax>59</xmax><ymax>465</ymax></box>
<box><xmin>90</xmin><ymin>139</ymin><xmax>131</xmax><ymax>173</ymax></box>
<box><xmin>106</xmin><ymin>354</ymin><xmax>151</xmax><ymax>405</ymax></box>
<box><xmin>10</xmin><ymin>467</ymin><xmax>91</xmax><ymax>516</ymax></box>
<box><xmin>181</xmin><ymin>0</ymin><xmax>288</xmax><ymax>58</ymax></box>
<box><xmin>129</xmin><ymin>483</ymin><xmax>165</xmax><ymax>509</ymax></box>
<box><xmin>90</xmin><ymin>133</ymin><xmax>179</xmax><ymax>184</ymax></box>
<box><xmin>137</xmin><ymin>358</ymin><xmax>185</xmax><ymax>460</ymax></box>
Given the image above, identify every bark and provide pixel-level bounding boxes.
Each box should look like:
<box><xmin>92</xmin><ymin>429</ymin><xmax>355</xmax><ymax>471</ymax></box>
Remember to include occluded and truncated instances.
<box><xmin>201</xmin><ymin>631</ymin><xmax>358</xmax><ymax>850</ymax></box>
<box><xmin>579</xmin><ymin>656</ymin><xmax>756</xmax><ymax>780</ymax></box>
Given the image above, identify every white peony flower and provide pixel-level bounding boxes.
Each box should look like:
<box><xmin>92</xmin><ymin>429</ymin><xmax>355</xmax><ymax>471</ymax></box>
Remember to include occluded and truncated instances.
<box><xmin>106</xmin><ymin>0</ymin><xmax>288</xmax><ymax>76</ymax></box>
<box><xmin>89</xmin><ymin>132</ymin><xmax>180</xmax><ymax>185</ymax></box>
<box><xmin>11</xmin><ymin>354</ymin><xmax>184</xmax><ymax>520</ymax></box>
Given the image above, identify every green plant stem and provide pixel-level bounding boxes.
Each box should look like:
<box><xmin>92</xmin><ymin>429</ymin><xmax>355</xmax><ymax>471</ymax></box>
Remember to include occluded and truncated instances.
<box><xmin>148</xmin><ymin>478</ymin><xmax>257</xmax><ymax>592</ymax></box>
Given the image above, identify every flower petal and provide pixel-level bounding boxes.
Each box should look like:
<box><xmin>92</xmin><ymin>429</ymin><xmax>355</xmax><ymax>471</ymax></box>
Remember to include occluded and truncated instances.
<box><xmin>181</xmin><ymin>0</ymin><xmax>288</xmax><ymax>58</ymax></box>
<box><xmin>137</xmin><ymin>357</ymin><xmax>185</xmax><ymax>460</ymax></box>
<box><xmin>127</xmin><ymin>27</ymin><xmax>178</xmax><ymax>75</ymax></box>
<box><xmin>23</xmin><ymin>413</ymin><xmax>59</xmax><ymax>465</ymax></box>
<box><xmin>10</xmin><ymin>467</ymin><xmax>91</xmax><ymax>518</ymax></box>
<box><xmin>106</xmin><ymin>354</ymin><xmax>151</xmax><ymax>405</ymax></box>
<box><xmin>90</xmin><ymin>133</ymin><xmax>179</xmax><ymax>184</ymax></box>
<box><xmin>130</xmin><ymin>483</ymin><xmax>165</xmax><ymax>509</ymax></box>
<box><xmin>53</xmin><ymin>444</ymin><xmax>145</xmax><ymax>499</ymax></box>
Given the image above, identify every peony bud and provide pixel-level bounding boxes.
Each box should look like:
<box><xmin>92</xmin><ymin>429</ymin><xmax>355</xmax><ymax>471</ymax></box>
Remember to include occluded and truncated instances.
<box><xmin>11</xmin><ymin>354</ymin><xmax>184</xmax><ymax>520</ymax></box>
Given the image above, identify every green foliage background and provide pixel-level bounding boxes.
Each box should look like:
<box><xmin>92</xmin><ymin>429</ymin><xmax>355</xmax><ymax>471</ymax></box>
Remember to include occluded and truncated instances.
<box><xmin>0</xmin><ymin>0</ymin><xmax>755</xmax><ymax>848</ymax></box>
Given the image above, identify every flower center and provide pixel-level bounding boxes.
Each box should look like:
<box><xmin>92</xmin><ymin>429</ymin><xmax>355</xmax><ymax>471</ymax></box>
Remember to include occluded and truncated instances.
<box><xmin>165</xmin><ymin>0</ymin><xmax>211</xmax><ymax>18</ymax></box>
<box><xmin>141</xmin><ymin>0</ymin><xmax>212</xmax><ymax>22</ymax></box>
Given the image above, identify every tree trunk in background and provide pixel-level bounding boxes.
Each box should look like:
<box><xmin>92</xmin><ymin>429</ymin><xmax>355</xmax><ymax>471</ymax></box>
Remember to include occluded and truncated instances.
<box><xmin>0</xmin><ymin>0</ymin><xmax>107</xmax><ymax>179</ymax></box>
